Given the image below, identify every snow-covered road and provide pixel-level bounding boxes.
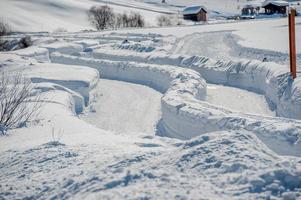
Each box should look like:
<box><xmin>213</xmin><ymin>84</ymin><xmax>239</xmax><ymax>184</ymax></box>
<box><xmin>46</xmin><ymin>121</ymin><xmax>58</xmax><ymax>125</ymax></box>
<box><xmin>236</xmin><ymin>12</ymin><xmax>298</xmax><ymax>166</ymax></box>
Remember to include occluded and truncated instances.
<box><xmin>206</xmin><ymin>84</ymin><xmax>275</xmax><ymax>117</ymax></box>
<box><xmin>83</xmin><ymin>79</ymin><xmax>276</xmax><ymax>136</ymax></box>
<box><xmin>174</xmin><ymin>31</ymin><xmax>301</xmax><ymax>67</ymax></box>
<box><xmin>81</xmin><ymin>79</ymin><xmax>162</xmax><ymax>135</ymax></box>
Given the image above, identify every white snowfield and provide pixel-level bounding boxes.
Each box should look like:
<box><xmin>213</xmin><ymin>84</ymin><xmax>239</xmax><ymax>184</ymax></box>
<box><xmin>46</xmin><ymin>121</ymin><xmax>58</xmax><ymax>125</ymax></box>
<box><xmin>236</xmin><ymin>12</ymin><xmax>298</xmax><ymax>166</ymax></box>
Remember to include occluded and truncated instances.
<box><xmin>1</xmin><ymin>21</ymin><xmax>301</xmax><ymax>199</ymax></box>
<box><xmin>0</xmin><ymin>0</ymin><xmax>176</xmax><ymax>32</ymax></box>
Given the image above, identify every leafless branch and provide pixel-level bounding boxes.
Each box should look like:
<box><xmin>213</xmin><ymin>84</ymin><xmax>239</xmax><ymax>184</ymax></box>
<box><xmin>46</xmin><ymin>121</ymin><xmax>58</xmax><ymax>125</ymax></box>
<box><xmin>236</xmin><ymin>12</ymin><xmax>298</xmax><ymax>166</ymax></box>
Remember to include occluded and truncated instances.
<box><xmin>0</xmin><ymin>70</ymin><xmax>42</xmax><ymax>134</ymax></box>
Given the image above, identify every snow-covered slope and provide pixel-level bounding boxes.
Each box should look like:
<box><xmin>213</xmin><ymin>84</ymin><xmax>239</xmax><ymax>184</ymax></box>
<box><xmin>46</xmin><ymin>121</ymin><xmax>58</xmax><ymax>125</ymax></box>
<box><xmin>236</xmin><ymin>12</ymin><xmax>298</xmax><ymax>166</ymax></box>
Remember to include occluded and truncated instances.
<box><xmin>148</xmin><ymin>0</ymin><xmax>264</xmax><ymax>14</ymax></box>
<box><xmin>0</xmin><ymin>0</ymin><xmax>175</xmax><ymax>32</ymax></box>
<box><xmin>0</xmin><ymin>0</ymin><xmax>269</xmax><ymax>32</ymax></box>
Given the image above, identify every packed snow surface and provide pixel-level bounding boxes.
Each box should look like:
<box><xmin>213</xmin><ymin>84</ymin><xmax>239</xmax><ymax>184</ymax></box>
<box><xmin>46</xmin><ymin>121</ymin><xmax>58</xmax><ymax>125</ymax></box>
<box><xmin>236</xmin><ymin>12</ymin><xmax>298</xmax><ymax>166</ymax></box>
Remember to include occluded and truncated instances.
<box><xmin>1</xmin><ymin>17</ymin><xmax>301</xmax><ymax>199</ymax></box>
<box><xmin>206</xmin><ymin>84</ymin><xmax>275</xmax><ymax>116</ymax></box>
<box><xmin>81</xmin><ymin>79</ymin><xmax>162</xmax><ymax>134</ymax></box>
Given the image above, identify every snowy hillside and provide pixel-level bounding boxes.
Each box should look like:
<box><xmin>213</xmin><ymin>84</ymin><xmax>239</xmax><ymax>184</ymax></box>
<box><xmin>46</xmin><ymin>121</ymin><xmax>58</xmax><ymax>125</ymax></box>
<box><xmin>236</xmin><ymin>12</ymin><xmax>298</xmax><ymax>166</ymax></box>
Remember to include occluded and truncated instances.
<box><xmin>1</xmin><ymin>0</ymin><xmax>301</xmax><ymax>199</ymax></box>
<box><xmin>0</xmin><ymin>0</ymin><xmax>175</xmax><ymax>32</ymax></box>
<box><xmin>0</xmin><ymin>0</ymin><xmax>268</xmax><ymax>32</ymax></box>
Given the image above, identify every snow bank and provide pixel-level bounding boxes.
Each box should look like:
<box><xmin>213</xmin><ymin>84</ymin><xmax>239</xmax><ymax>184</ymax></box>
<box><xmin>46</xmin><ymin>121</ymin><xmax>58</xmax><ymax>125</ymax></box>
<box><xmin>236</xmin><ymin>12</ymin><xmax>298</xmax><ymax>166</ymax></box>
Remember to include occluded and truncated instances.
<box><xmin>33</xmin><ymin>82</ymin><xmax>85</xmax><ymax>114</ymax></box>
<box><xmin>176</xmin><ymin>130</ymin><xmax>301</xmax><ymax>198</ymax></box>
<box><xmin>41</xmin><ymin>42</ymin><xmax>83</xmax><ymax>55</ymax></box>
<box><xmin>24</xmin><ymin>63</ymin><xmax>99</xmax><ymax>106</ymax></box>
<box><xmin>0</xmin><ymin>52</ymin><xmax>98</xmax><ymax>114</ymax></box>
<box><xmin>51</xmin><ymin>52</ymin><xmax>206</xmax><ymax>94</ymax></box>
<box><xmin>73</xmin><ymin>40</ymin><xmax>99</xmax><ymax>48</ymax></box>
<box><xmin>93</xmin><ymin>49</ymin><xmax>301</xmax><ymax>120</ymax></box>
<box><xmin>51</xmin><ymin>53</ymin><xmax>301</xmax><ymax>156</ymax></box>
<box><xmin>278</xmin><ymin>78</ymin><xmax>301</xmax><ymax>119</ymax></box>
<box><xmin>11</xmin><ymin>46</ymin><xmax>50</xmax><ymax>62</ymax></box>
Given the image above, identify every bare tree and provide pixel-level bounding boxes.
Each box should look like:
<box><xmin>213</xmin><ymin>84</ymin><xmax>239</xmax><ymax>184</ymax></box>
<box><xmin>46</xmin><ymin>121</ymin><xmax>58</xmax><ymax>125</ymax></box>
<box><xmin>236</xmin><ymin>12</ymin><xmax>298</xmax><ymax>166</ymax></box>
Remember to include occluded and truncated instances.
<box><xmin>115</xmin><ymin>12</ymin><xmax>145</xmax><ymax>28</ymax></box>
<box><xmin>0</xmin><ymin>71</ymin><xmax>41</xmax><ymax>134</ymax></box>
<box><xmin>157</xmin><ymin>15</ymin><xmax>173</xmax><ymax>27</ymax></box>
<box><xmin>0</xmin><ymin>20</ymin><xmax>10</xmax><ymax>36</ymax></box>
<box><xmin>88</xmin><ymin>6</ymin><xmax>145</xmax><ymax>30</ymax></box>
<box><xmin>121</xmin><ymin>12</ymin><xmax>130</xmax><ymax>27</ymax></box>
<box><xmin>88</xmin><ymin>5</ymin><xmax>115</xmax><ymax>30</ymax></box>
<box><xmin>128</xmin><ymin>12</ymin><xmax>145</xmax><ymax>28</ymax></box>
<box><xmin>115</xmin><ymin>13</ymin><xmax>123</xmax><ymax>29</ymax></box>
<box><xmin>0</xmin><ymin>20</ymin><xmax>11</xmax><ymax>51</ymax></box>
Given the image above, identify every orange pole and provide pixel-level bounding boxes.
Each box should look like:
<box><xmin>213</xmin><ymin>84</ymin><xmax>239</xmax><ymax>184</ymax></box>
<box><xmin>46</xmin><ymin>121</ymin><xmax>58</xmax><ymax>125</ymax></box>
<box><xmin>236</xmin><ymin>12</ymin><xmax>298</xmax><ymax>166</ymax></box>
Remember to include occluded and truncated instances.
<box><xmin>289</xmin><ymin>8</ymin><xmax>297</xmax><ymax>79</ymax></box>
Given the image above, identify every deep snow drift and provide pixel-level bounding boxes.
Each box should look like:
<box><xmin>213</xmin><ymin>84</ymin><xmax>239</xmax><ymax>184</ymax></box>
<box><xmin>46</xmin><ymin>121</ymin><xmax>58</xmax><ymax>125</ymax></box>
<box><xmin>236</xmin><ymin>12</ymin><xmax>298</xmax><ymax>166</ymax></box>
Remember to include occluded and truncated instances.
<box><xmin>1</xmin><ymin>18</ymin><xmax>301</xmax><ymax>199</ymax></box>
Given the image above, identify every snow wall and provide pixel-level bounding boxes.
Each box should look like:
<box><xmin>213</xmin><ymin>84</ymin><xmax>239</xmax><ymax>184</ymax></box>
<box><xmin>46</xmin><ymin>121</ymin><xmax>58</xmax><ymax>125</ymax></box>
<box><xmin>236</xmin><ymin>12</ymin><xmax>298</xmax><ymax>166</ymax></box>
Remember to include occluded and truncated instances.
<box><xmin>93</xmin><ymin>49</ymin><xmax>301</xmax><ymax>120</ymax></box>
<box><xmin>52</xmin><ymin>53</ymin><xmax>301</xmax><ymax>154</ymax></box>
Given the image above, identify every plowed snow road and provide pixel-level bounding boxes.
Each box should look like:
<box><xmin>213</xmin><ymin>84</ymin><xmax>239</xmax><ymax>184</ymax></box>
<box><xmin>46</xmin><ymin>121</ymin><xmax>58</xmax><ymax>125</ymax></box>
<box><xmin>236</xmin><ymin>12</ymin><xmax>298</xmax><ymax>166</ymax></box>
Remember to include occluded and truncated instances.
<box><xmin>81</xmin><ymin>79</ymin><xmax>162</xmax><ymax>135</ymax></box>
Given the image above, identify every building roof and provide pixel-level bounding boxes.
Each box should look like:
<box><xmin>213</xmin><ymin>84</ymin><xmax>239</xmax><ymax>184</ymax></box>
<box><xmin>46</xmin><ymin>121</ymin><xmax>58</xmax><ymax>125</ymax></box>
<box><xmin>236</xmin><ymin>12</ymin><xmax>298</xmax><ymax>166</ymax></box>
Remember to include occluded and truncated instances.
<box><xmin>262</xmin><ymin>0</ymin><xmax>289</xmax><ymax>7</ymax></box>
<box><xmin>183</xmin><ymin>6</ymin><xmax>208</xmax><ymax>15</ymax></box>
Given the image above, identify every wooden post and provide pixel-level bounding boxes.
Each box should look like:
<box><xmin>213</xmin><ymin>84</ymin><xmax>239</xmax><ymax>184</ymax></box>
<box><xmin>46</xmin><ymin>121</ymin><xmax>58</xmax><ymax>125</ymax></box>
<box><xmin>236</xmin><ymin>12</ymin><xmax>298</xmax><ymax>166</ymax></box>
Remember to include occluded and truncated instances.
<box><xmin>289</xmin><ymin>8</ymin><xmax>297</xmax><ymax>79</ymax></box>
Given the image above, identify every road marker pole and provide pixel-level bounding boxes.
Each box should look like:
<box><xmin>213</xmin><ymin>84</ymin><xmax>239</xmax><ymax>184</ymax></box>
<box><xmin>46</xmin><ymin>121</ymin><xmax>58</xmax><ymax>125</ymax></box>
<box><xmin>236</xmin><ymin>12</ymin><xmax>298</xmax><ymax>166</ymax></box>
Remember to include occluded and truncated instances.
<box><xmin>289</xmin><ymin>8</ymin><xmax>297</xmax><ymax>79</ymax></box>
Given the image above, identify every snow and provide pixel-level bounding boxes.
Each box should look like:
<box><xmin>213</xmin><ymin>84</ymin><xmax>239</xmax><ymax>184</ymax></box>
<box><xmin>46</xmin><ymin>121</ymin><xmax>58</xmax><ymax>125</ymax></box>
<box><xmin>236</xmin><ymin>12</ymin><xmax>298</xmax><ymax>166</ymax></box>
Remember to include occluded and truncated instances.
<box><xmin>40</xmin><ymin>41</ymin><xmax>83</xmax><ymax>54</ymax></box>
<box><xmin>51</xmin><ymin>46</ymin><xmax>301</xmax><ymax>157</ymax></box>
<box><xmin>81</xmin><ymin>79</ymin><xmax>162</xmax><ymax>135</ymax></box>
<box><xmin>11</xmin><ymin>46</ymin><xmax>50</xmax><ymax>62</ymax></box>
<box><xmin>112</xmin><ymin>17</ymin><xmax>301</xmax><ymax>55</ymax></box>
<box><xmin>206</xmin><ymin>84</ymin><xmax>275</xmax><ymax>116</ymax></box>
<box><xmin>183</xmin><ymin>6</ymin><xmax>208</xmax><ymax>15</ymax></box>
<box><xmin>262</xmin><ymin>0</ymin><xmax>289</xmax><ymax>7</ymax></box>
<box><xmin>0</xmin><ymin>0</ymin><xmax>175</xmax><ymax>32</ymax></box>
<box><xmin>91</xmin><ymin>44</ymin><xmax>298</xmax><ymax>119</ymax></box>
<box><xmin>1</xmin><ymin>4</ymin><xmax>301</xmax><ymax>199</ymax></box>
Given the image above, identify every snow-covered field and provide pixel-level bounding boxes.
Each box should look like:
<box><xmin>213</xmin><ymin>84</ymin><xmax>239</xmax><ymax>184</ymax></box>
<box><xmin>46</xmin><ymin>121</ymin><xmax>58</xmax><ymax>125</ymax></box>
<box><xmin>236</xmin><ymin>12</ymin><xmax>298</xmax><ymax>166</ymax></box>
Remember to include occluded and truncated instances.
<box><xmin>1</xmin><ymin>1</ymin><xmax>301</xmax><ymax>199</ymax></box>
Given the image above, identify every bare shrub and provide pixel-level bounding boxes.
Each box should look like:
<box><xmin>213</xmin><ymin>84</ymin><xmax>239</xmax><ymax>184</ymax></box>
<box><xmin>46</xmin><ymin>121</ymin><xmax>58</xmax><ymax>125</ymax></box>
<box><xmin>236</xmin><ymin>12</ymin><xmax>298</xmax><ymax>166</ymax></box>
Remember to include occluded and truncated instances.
<box><xmin>0</xmin><ymin>20</ymin><xmax>11</xmax><ymax>51</ymax></box>
<box><xmin>157</xmin><ymin>15</ymin><xmax>172</xmax><ymax>27</ymax></box>
<box><xmin>50</xmin><ymin>127</ymin><xmax>64</xmax><ymax>146</ymax></box>
<box><xmin>0</xmin><ymin>39</ymin><xmax>7</xmax><ymax>51</ymax></box>
<box><xmin>1</xmin><ymin>36</ymin><xmax>32</xmax><ymax>52</ymax></box>
<box><xmin>88</xmin><ymin>6</ymin><xmax>145</xmax><ymax>30</ymax></box>
<box><xmin>121</xmin><ymin>12</ymin><xmax>130</xmax><ymax>27</ymax></box>
<box><xmin>0</xmin><ymin>20</ymin><xmax>10</xmax><ymax>36</ymax></box>
<box><xmin>115</xmin><ymin>13</ymin><xmax>123</xmax><ymax>29</ymax></box>
<box><xmin>115</xmin><ymin>12</ymin><xmax>145</xmax><ymax>29</ymax></box>
<box><xmin>157</xmin><ymin>15</ymin><xmax>180</xmax><ymax>27</ymax></box>
<box><xmin>19</xmin><ymin>36</ymin><xmax>33</xmax><ymax>49</ymax></box>
<box><xmin>0</xmin><ymin>71</ymin><xmax>41</xmax><ymax>134</ymax></box>
<box><xmin>53</xmin><ymin>27</ymin><xmax>68</xmax><ymax>33</ymax></box>
<box><xmin>127</xmin><ymin>12</ymin><xmax>145</xmax><ymax>28</ymax></box>
<box><xmin>88</xmin><ymin>5</ymin><xmax>115</xmax><ymax>30</ymax></box>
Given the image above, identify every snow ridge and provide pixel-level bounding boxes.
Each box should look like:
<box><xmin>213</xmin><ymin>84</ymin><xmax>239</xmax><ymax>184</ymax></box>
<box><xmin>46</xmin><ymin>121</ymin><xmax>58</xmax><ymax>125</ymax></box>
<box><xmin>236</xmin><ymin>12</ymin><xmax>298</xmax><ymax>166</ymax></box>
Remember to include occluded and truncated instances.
<box><xmin>93</xmin><ymin>49</ymin><xmax>301</xmax><ymax>120</ymax></box>
<box><xmin>52</xmin><ymin>52</ymin><xmax>301</xmax><ymax>156</ymax></box>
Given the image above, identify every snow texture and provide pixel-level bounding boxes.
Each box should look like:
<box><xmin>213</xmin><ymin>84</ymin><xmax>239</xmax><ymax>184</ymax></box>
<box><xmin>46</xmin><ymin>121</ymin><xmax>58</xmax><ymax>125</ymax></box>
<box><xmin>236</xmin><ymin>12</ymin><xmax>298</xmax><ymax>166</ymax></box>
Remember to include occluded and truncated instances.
<box><xmin>1</xmin><ymin>20</ymin><xmax>301</xmax><ymax>199</ymax></box>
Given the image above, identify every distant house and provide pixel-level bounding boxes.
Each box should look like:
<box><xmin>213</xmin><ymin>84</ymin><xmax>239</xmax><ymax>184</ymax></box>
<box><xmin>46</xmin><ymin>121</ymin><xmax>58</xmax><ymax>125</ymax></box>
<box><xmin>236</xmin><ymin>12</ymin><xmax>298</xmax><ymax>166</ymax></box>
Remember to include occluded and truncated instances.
<box><xmin>183</xmin><ymin>6</ymin><xmax>208</xmax><ymax>22</ymax></box>
<box><xmin>241</xmin><ymin>3</ymin><xmax>261</xmax><ymax>16</ymax></box>
<box><xmin>262</xmin><ymin>0</ymin><xmax>289</xmax><ymax>15</ymax></box>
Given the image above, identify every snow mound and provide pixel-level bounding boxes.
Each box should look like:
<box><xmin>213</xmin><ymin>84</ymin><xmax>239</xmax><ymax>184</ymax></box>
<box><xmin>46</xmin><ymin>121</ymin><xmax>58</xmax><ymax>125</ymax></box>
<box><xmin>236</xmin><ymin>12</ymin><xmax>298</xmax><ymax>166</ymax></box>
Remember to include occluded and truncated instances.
<box><xmin>41</xmin><ymin>41</ymin><xmax>83</xmax><ymax>55</ymax></box>
<box><xmin>1</xmin><ymin>130</ymin><xmax>300</xmax><ymax>199</ymax></box>
<box><xmin>26</xmin><ymin>62</ymin><xmax>99</xmax><ymax>104</ymax></box>
<box><xmin>52</xmin><ymin>53</ymin><xmax>301</xmax><ymax>156</ymax></box>
<box><xmin>175</xmin><ymin>131</ymin><xmax>301</xmax><ymax>198</ymax></box>
<box><xmin>93</xmin><ymin>49</ymin><xmax>301</xmax><ymax>120</ymax></box>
